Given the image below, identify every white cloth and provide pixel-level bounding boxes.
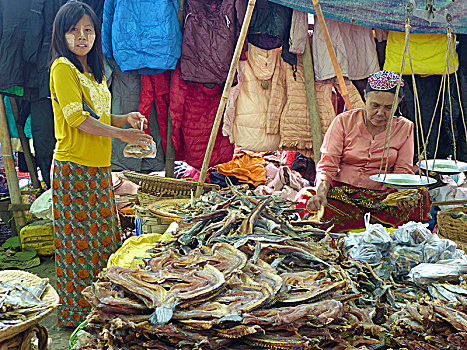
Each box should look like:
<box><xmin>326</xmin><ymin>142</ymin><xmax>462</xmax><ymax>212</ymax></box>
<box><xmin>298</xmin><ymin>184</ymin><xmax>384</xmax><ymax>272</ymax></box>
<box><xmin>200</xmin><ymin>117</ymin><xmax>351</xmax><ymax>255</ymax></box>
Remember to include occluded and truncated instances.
<box><xmin>289</xmin><ymin>10</ymin><xmax>308</xmax><ymax>55</ymax></box>
<box><xmin>312</xmin><ymin>17</ymin><xmax>379</xmax><ymax>81</ymax></box>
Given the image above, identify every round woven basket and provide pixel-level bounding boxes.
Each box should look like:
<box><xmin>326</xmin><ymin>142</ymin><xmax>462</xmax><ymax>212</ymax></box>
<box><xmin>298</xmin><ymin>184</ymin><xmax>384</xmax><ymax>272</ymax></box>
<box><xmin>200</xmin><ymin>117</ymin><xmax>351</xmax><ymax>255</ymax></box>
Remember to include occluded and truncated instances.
<box><xmin>437</xmin><ymin>206</ymin><xmax>467</xmax><ymax>252</ymax></box>
<box><xmin>0</xmin><ymin>270</ymin><xmax>59</xmax><ymax>343</ymax></box>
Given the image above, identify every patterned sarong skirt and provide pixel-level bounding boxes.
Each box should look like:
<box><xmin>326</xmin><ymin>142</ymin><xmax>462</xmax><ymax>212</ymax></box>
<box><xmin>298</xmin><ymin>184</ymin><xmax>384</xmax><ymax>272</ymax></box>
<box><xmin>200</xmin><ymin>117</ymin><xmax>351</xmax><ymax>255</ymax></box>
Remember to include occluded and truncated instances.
<box><xmin>52</xmin><ymin>160</ymin><xmax>121</xmax><ymax>327</ymax></box>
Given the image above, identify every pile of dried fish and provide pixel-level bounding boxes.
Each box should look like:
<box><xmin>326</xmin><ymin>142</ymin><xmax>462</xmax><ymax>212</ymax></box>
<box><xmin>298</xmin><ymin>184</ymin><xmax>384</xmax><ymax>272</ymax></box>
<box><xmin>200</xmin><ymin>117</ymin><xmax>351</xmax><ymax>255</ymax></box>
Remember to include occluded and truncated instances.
<box><xmin>79</xmin><ymin>185</ymin><xmax>467</xmax><ymax>349</ymax></box>
<box><xmin>0</xmin><ymin>278</ymin><xmax>51</xmax><ymax>329</ymax></box>
<box><xmin>83</xmin><ymin>242</ymin><xmax>389</xmax><ymax>349</ymax></box>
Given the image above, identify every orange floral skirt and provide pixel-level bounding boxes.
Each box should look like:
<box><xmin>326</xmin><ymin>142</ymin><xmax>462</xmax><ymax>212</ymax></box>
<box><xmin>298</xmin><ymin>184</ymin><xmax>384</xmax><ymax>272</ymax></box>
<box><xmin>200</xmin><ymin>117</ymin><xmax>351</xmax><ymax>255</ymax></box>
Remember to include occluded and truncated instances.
<box><xmin>52</xmin><ymin>161</ymin><xmax>121</xmax><ymax>327</ymax></box>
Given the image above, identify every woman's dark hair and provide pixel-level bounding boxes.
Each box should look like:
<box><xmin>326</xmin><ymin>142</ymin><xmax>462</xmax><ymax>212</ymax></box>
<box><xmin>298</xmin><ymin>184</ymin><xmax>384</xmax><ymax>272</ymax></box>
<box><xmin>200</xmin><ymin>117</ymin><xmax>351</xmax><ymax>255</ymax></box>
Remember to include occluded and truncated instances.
<box><xmin>49</xmin><ymin>1</ymin><xmax>104</xmax><ymax>83</ymax></box>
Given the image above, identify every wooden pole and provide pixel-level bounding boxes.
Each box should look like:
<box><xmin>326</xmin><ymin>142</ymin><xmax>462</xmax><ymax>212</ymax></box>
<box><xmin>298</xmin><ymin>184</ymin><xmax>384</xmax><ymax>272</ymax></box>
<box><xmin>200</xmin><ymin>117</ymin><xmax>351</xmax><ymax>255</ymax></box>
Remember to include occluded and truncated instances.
<box><xmin>164</xmin><ymin>0</ymin><xmax>185</xmax><ymax>179</ymax></box>
<box><xmin>311</xmin><ymin>0</ymin><xmax>352</xmax><ymax>110</ymax></box>
<box><xmin>0</xmin><ymin>95</ymin><xmax>27</xmax><ymax>232</ymax></box>
<box><xmin>195</xmin><ymin>0</ymin><xmax>256</xmax><ymax>198</ymax></box>
<box><xmin>302</xmin><ymin>36</ymin><xmax>323</xmax><ymax>162</ymax></box>
<box><xmin>8</xmin><ymin>97</ymin><xmax>41</xmax><ymax>190</ymax></box>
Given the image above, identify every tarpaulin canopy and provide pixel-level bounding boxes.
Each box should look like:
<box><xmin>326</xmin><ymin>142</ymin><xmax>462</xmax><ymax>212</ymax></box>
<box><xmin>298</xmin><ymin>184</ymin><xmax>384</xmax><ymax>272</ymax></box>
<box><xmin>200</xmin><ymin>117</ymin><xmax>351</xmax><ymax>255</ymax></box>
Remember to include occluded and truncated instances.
<box><xmin>270</xmin><ymin>0</ymin><xmax>467</xmax><ymax>34</ymax></box>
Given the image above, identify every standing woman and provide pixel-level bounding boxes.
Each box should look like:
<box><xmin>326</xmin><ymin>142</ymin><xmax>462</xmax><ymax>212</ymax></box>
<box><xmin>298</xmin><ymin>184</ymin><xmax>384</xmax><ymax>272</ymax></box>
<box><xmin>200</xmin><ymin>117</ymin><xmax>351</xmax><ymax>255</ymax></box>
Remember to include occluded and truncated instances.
<box><xmin>49</xmin><ymin>1</ymin><xmax>152</xmax><ymax>326</ymax></box>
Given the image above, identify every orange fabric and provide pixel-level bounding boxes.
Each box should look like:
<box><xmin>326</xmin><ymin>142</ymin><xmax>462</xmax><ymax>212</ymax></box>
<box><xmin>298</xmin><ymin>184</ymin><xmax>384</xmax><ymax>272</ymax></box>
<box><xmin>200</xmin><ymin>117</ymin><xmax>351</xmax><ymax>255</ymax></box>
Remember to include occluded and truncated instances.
<box><xmin>217</xmin><ymin>150</ymin><xmax>266</xmax><ymax>186</ymax></box>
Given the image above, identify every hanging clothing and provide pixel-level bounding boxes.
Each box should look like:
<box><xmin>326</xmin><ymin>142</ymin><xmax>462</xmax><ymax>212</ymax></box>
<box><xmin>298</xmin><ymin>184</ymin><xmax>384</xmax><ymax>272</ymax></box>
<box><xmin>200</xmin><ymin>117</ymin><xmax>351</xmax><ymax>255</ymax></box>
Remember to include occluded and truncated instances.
<box><xmin>248</xmin><ymin>0</ymin><xmax>295</xmax><ymax>66</ymax></box>
<box><xmin>315</xmin><ymin>80</ymin><xmax>365</xmax><ymax>136</ymax></box>
<box><xmin>0</xmin><ymin>0</ymin><xmax>34</xmax><ymax>91</ymax></box>
<box><xmin>295</xmin><ymin>184</ymin><xmax>431</xmax><ymax>232</ymax></box>
<box><xmin>289</xmin><ymin>10</ymin><xmax>308</xmax><ymax>55</ymax></box>
<box><xmin>180</xmin><ymin>0</ymin><xmax>247</xmax><ymax>84</ymax></box>
<box><xmin>313</xmin><ymin>17</ymin><xmax>379</xmax><ymax>81</ymax></box>
<box><xmin>229</xmin><ymin>44</ymin><xmax>281</xmax><ymax>152</ymax></box>
<box><xmin>52</xmin><ymin>161</ymin><xmax>121</xmax><ymax>327</ymax></box>
<box><xmin>138</xmin><ymin>71</ymin><xmax>171</xmax><ymax>154</ymax></box>
<box><xmin>268</xmin><ymin>55</ymin><xmax>313</xmax><ymax>153</ymax></box>
<box><xmin>316</xmin><ymin>109</ymin><xmax>414</xmax><ymax>191</ymax></box>
<box><xmin>384</xmin><ymin>32</ymin><xmax>459</xmax><ymax>75</ymax></box>
<box><xmin>107</xmin><ymin>60</ymin><xmax>165</xmax><ymax>173</ymax></box>
<box><xmin>402</xmin><ymin>74</ymin><xmax>461</xmax><ymax>160</ymax></box>
<box><xmin>102</xmin><ymin>0</ymin><xmax>182</xmax><ymax>72</ymax></box>
<box><xmin>170</xmin><ymin>64</ymin><xmax>234</xmax><ymax>169</ymax></box>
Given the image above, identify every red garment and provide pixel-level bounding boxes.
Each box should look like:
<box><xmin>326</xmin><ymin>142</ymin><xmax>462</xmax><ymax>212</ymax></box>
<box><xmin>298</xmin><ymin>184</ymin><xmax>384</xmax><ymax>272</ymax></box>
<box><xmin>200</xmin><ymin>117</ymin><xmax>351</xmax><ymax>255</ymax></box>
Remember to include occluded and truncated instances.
<box><xmin>295</xmin><ymin>183</ymin><xmax>432</xmax><ymax>232</ymax></box>
<box><xmin>138</xmin><ymin>71</ymin><xmax>171</xmax><ymax>154</ymax></box>
<box><xmin>170</xmin><ymin>64</ymin><xmax>234</xmax><ymax>169</ymax></box>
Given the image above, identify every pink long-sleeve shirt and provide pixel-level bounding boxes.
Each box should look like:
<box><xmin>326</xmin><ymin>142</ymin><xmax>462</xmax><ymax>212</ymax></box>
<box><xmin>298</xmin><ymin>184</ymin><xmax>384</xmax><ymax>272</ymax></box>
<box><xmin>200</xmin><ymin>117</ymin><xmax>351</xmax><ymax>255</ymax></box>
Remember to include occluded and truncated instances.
<box><xmin>316</xmin><ymin>109</ymin><xmax>414</xmax><ymax>190</ymax></box>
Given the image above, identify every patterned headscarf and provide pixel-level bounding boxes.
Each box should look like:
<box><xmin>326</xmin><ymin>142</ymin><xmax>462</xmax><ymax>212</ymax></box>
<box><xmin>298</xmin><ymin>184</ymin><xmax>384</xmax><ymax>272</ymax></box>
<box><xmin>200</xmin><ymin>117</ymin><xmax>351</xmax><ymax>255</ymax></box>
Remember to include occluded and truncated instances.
<box><xmin>366</xmin><ymin>70</ymin><xmax>404</xmax><ymax>97</ymax></box>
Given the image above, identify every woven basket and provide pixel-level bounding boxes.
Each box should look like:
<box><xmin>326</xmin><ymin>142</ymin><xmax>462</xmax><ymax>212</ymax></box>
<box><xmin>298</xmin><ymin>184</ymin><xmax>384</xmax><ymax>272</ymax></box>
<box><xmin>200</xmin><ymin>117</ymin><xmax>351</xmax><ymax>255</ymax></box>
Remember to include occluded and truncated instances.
<box><xmin>0</xmin><ymin>270</ymin><xmax>59</xmax><ymax>343</ymax></box>
<box><xmin>123</xmin><ymin>171</ymin><xmax>219</xmax><ymax>197</ymax></box>
<box><xmin>136</xmin><ymin>190</ymin><xmax>187</xmax><ymax>207</ymax></box>
<box><xmin>437</xmin><ymin>206</ymin><xmax>467</xmax><ymax>249</ymax></box>
<box><xmin>134</xmin><ymin>198</ymin><xmax>191</xmax><ymax>234</ymax></box>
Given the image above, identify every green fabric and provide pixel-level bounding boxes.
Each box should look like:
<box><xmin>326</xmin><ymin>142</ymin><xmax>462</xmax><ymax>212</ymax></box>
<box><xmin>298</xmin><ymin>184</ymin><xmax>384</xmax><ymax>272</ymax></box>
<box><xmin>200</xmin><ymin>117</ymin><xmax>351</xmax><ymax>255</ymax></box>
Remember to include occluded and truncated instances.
<box><xmin>3</xmin><ymin>96</ymin><xmax>33</xmax><ymax>139</ymax></box>
<box><xmin>0</xmin><ymin>86</ymin><xmax>24</xmax><ymax>97</ymax></box>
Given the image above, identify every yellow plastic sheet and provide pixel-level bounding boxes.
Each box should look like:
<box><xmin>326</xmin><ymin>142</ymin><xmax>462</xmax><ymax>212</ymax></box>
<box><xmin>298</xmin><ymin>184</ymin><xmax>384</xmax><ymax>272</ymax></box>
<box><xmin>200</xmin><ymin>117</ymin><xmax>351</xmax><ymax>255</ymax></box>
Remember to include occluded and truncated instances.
<box><xmin>107</xmin><ymin>231</ymin><xmax>173</xmax><ymax>268</ymax></box>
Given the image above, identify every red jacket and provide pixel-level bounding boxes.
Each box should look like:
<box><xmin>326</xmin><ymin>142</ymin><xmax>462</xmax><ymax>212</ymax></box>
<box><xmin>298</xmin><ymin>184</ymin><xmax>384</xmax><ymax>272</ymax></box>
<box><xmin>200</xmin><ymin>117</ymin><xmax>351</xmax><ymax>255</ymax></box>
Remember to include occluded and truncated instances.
<box><xmin>170</xmin><ymin>64</ymin><xmax>234</xmax><ymax>169</ymax></box>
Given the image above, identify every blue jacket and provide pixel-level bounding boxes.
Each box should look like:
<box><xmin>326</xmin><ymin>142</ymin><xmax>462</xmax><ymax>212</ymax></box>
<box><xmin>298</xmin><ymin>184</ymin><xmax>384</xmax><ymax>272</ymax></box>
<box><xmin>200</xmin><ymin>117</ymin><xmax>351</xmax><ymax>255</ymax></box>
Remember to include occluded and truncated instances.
<box><xmin>102</xmin><ymin>0</ymin><xmax>182</xmax><ymax>72</ymax></box>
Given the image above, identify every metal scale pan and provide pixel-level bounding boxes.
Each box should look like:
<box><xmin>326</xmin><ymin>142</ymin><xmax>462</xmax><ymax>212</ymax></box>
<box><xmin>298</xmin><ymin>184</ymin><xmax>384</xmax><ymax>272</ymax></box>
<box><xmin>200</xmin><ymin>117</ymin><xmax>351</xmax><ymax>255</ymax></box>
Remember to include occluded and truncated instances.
<box><xmin>417</xmin><ymin>159</ymin><xmax>467</xmax><ymax>175</ymax></box>
<box><xmin>370</xmin><ymin>174</ymin><xmax>437</xmax><ymax>189</ymax></box>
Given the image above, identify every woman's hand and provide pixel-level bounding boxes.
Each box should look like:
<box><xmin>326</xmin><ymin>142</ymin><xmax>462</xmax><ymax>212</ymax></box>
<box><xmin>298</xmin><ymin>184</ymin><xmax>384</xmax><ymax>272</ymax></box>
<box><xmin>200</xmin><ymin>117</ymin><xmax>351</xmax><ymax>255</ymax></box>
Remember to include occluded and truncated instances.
<box><xmin>126</xmin><ymin>112</ymin><xmax>148</xmax><ymax>130</ymax></box>
<box><xmin>396</xmin><ymin>199</ymin><xmax>419</xmax><ymax>212</ymax></box>
<box><xmin>306</xmin><ymin>194</ymin><xmax>327</xmax><ymax>213</ymax></box>
<box><xmin>119</xmin><ymin>128</ymin><xmax>153</xmax><ymax>148</ymax></box>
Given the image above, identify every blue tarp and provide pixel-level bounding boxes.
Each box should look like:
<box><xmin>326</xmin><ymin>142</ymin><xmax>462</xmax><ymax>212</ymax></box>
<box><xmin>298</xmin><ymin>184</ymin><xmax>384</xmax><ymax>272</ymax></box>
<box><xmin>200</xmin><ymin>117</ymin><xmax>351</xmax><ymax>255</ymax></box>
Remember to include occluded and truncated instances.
<box><xmin>270</xmin><ymin>0</ymin><xmax>467</xmax><ymax>34</ymax></box>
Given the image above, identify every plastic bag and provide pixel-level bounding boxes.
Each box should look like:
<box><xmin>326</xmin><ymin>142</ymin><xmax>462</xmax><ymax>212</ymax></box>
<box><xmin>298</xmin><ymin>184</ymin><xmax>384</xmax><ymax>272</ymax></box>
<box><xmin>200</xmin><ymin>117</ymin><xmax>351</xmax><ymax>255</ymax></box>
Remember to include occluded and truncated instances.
<box><xmin>422</xmin><ymin>235</ymin><xmax>457</xmax><ymax>263</ymax></box>
<box><xmin>29</xmin><ymin>189</ymin><xmax>53</xmax><ymax>221</ymax></box>
<box><xmin>388</xmin><ymin>245</ymin><xmax>423</xmax><ymax>276</ymax></box>
<box><xmin>392</xmin><ymin>221</ymin><xmax>433</xmax><ymax>246</ymax></box>
<box><xmin>344</xmin><ymin>213</ymin><xmax>392</xmax><ymax>253</ymax></box>
<box><xmin>408</xmin><ymin>259</ymin><xmax>467</xmax><ymax>285</ymax></box>
<box><xmin>123</xmin><ymin>141</ymin><xmax>157</xmax><ymax>158</ymax></box>
<box><xmin>348</xmin><ymin>243</ymin><xmax>383</xmax><ymax>264</ymax></box>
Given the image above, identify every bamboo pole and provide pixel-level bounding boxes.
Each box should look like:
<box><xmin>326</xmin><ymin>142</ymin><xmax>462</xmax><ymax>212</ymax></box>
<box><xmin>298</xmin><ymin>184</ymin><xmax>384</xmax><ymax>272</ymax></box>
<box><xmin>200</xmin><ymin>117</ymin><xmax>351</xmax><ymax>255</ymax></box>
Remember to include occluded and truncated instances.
<box><xmin>8</xmin><ymin>97</ymin><xmax>41</xmax><ymax>190</ymax></box>
<box><xmin>0</xmin><ymin>95</ymin><xmax>27</xmax><ymax>232</ymax></box>
<box><xmin>302</xmin><ymin>36</ymin><xmax>323</xmax><ymax>162</ymax></box>
<box><xmin>311</xmin><ymin>0</ymin><xmax>352</xmax><ymax>110</ymax></box>
<box><xmin>195</xmin><ymin>0</ymin><xmax>257</xmax><ymax>198</ymax></box>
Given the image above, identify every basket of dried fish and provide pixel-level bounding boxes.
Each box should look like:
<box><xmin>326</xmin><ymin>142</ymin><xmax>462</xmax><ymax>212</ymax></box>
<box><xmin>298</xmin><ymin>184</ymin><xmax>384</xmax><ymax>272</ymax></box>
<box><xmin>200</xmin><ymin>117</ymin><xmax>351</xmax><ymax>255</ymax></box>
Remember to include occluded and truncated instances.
<box><xmin>437</xmin><ymin>206</ymin><xmax>467</xmax><ymax>251</ymax></box>
<box><xmin>0</xmin><ymin>270</ymin><xmax>59</xmax><ymax>342</ymax></box>
<box><xmin>123</xmin><ymin>171</ymin><xmax>220</xmax><ymax>198</ymax></box>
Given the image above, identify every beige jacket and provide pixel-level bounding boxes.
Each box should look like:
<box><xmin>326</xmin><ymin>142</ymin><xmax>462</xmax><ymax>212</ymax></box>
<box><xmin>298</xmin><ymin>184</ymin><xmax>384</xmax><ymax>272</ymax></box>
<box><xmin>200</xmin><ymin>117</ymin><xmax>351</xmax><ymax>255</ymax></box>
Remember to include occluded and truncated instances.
<box><xmin>267</xmin><ymin>55</ymin><xmax>313</xmax><ymax>154</ymax></box>
<box><xmin>229</xmin><ymin>44</ymin><xmax>282</xmax><ymax>152</ymax></box>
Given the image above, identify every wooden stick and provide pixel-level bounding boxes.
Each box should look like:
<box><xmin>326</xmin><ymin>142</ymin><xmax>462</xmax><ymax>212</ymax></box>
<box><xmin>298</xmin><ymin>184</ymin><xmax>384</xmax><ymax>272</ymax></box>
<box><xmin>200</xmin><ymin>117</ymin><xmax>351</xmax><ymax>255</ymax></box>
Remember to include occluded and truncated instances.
<box><xmin>0</xmin><ymin>95</ymin><xmax>27</xmax><ymax>232</ymax></box>
<box><xmin>302</xmin><ymin>36</ymin><xmax>323</xmax><ymax>162</ymax></box>
<box><xmin>8</xmin><ymin>97</ymin><xmax>42</xmax><ymax>190</ymax></box>
<box><xmin>195</xmin><ymin>0</ymin><xmax>257</xmax><ymax>198</ymax></box>
<box><xmin>311</xmin><ymin>0</ymin><xmax>352</xmax><ymax>110</ymax></box>
<box><xmin>432</xmin><ymin>199</ymin><xmax>467</xmax><ymax>206</ymax></box>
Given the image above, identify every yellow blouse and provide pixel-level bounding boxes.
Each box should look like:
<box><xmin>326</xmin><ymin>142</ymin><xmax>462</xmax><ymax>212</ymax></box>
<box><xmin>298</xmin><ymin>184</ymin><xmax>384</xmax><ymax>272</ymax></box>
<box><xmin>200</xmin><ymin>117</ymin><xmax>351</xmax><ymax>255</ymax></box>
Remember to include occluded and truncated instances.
<box><xmin>50</xmin><ymin>57</ymin><xmax>112</xmax><ymax>167</ymax></box>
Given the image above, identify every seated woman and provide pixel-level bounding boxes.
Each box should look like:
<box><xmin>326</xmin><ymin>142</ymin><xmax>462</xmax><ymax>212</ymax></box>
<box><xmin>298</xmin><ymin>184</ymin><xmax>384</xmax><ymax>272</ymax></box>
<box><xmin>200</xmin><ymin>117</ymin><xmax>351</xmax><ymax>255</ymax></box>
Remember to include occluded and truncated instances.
<box><xmin>296</xmin><ymin>70</ymin><xmax>431</xmax><ymax>232</ymax></box>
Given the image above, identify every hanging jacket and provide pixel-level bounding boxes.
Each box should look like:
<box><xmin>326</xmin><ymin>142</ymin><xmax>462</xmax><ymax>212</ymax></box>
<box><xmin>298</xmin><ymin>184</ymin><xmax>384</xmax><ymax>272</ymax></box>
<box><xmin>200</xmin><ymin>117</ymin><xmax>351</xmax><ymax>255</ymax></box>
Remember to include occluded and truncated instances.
<box><xmin>247</xmin><ymin>0</ymin><xmax>296</xmax><ymax>66</ymax></box>
<box><xmin>180</xmin><ymin>0</ymin><xmax>247</xmax><ymax>84</ymax></box>
<box><xmin>230</xmin><ymin>44</ymin><xmax>281</xmax><ymax>152</ymax></box>
<box><xmin>138</xmin><ymin>71</ymin><xmax>172</xmax><ymax>155</ymax></box>
<box><xmin>0</xmin><ymin>0</ymin><xmax>34</xmax><ymax>91</ymax></box>
<box><xmin>170</xmin><ymin>64</ymin><xmax>234</xmax><ymax>169</ymax></box>
<box><xmin>268</xmin><ymin>55</ymin><xmax>313</xmax><ymax>154</ymax></box>
<box><xmin>102</xmin><ymin>0</ymin><xmax>182</xmax><ymax>72</ymax></box>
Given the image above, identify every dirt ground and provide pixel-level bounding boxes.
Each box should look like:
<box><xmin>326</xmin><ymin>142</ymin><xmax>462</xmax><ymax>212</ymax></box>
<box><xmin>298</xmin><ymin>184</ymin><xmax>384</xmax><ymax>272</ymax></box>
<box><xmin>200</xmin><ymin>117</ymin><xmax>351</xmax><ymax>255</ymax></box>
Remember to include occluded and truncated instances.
<box><xmin>27</xmin><ymin>256</ymin><xmax>73</xmax><ymax>350</ymax></box>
